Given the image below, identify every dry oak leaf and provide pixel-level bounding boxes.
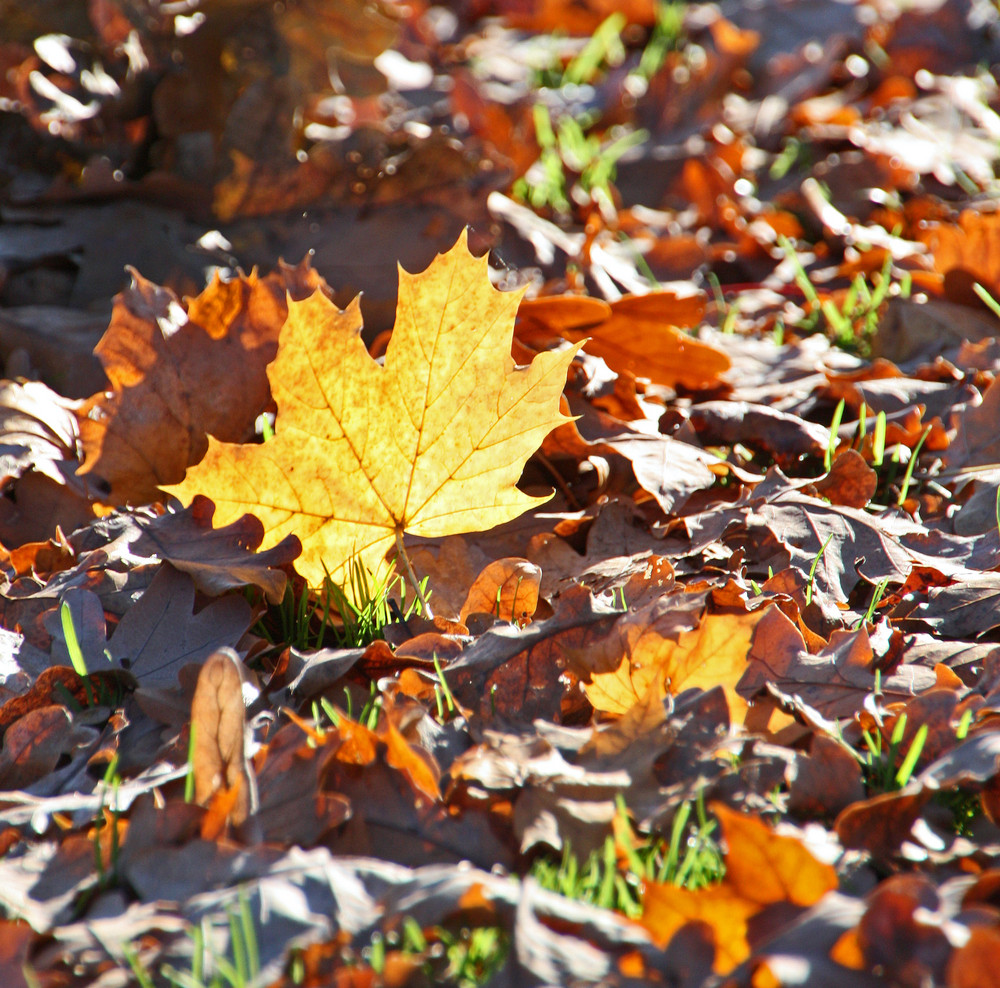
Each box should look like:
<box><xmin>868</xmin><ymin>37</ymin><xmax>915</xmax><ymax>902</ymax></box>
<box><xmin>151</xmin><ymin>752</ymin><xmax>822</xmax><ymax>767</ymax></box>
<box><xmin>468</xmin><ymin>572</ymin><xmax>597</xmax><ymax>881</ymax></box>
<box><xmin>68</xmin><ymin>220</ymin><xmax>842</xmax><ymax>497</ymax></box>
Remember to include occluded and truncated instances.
<box><xmin>78</xmin><ymin>260</ymin><xmax>326</xmax><ymax>506</ymax></box>
<box><xmin>164</xmin><ymin>231</ymin><xmax>580</xmax><ymax>587</ymax></box>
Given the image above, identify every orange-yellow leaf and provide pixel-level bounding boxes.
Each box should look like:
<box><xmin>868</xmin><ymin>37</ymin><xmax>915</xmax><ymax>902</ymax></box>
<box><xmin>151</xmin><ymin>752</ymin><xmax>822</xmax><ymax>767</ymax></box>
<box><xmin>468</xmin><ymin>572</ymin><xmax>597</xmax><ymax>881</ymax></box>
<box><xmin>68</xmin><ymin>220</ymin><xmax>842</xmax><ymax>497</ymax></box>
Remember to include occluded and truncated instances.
<box><xmin>578</xmin><ymin>606</ymin><xmax>768</xmax><ymax>721</ymax></box>
<box><xmin>713</xmin><ymin>803</ymin><xmax>837</xmax><ymax>907</ymax></box>
<box><xmin>640</xmin><ymin>806</ymin><xmax>836</xmax><ymax>974</ymax></box>
<box><xmin>164</xmin><ymin>231</ymin><xmax>579</xmax><ymax>587</ymax></box>
<box><xmin>640</xmin><ymin>881</ymin><xmax>757</xmax><ymax>973</ymax></box>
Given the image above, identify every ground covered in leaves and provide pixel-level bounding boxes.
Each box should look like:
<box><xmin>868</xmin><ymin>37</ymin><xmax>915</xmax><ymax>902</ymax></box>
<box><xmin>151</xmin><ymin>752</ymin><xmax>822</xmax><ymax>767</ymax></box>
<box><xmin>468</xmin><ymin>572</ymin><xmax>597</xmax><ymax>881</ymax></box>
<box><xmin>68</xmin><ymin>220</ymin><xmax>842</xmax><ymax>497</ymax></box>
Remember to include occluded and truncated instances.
<box><xmin>5</xmin><ymin>0</ymin><xmax>1000</xmax><ymax>985</ymax></box>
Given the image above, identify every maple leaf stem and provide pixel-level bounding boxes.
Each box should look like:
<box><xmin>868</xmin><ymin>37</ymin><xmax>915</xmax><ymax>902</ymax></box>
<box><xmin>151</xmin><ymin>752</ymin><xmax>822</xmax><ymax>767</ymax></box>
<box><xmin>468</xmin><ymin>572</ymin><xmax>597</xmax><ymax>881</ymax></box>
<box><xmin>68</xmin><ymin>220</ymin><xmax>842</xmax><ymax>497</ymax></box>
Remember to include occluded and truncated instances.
<box><xmin>394</xmin><ymin>529</ymin><xmax>434</xmax><ymax>620</ymax></box>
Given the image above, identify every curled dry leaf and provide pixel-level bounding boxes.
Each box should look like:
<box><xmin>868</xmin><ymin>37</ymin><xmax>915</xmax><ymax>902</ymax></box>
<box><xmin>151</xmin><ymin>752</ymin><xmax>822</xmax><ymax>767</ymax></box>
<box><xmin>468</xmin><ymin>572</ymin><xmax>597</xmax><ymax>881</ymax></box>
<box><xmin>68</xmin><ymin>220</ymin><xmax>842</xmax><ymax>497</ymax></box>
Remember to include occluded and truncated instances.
<box><xmin>0</xmin><ymin>705</ymin><xmax>80</xmax><ymax>790</ymax></box>
<box><xmin>0</xmin><ymin>381</ymin><xmax>98</xmax><ymax>546</ymax></box>
<box><xmin>190</xmin><ymin>647</ymin><xmax>256</xmax><ymax>831</ymax></box>
<box><xmin>679</xmin><ymin>400</ymin><xmax>832</xmax><ymax>465</ymax></box>
<box><xmin>166</xmin><ymin>231</ymin><xmax>580</xmax><ymax>588</ymax></box>
<box><xmin>739</xmin><ymin>607</ymin><xmax>935</xmax><ymax>719</ymax></box>
<box><xmin>811</xmin><ymin>449</ymin><xmax>878</xmax><ymax>509</ymax></box>
<box><xmin>522</xmin><ymin>290</ymin><xmax>729</xmax><ymax>391</ymax></box>
<box><xmin>788</xmin><ymin>734</ymin><xmax>866</xmax><ymax>819</ymax></box>
<box><xmin>136</xmin><ymin>494</ymin><xmax>301</xmax><ymax>604</ymax></box>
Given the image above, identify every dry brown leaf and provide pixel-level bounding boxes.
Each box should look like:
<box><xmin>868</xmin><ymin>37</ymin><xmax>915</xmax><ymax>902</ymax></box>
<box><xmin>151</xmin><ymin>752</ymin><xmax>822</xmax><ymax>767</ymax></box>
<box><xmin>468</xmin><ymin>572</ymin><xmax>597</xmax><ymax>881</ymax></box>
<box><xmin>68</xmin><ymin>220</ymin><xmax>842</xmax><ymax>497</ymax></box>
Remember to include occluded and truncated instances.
<box><xmin>680</xmin><ymin>400</ymin><xmax>831</xmax><ymax>466</ymax></box>
<box><xmin>78</xmin><ymin>261</ymin><xmax>327</xmax><ymax>506</ymax></box>
<box><xmin>0</xmin><ymin>706</ymin><xmax>76</xmax><ymax>790</ymax></box>
<box><xmin>947</xmin><ymin>377</ymin><xmax>1000</xmax><ymax>472</ymax></box>
<box><xmin>812</xmin><ymin>449</ymin><xmax>878</xmax><ymax>509</ymax></box>
<box><xmin>740</xmin><ymin>607</ymin><xmax>935</xmax><ymax>719</ymax></box>
<box><xmin>136</xmin><ymin>494</ymin><xmax>301</xmax><ymax>605</ymax></box>
<box><xmin>190</xmin><ymin>647</ymin><xmax>255</xmax><ymax>830</ymax></box>
<box><xmin>835</xmin><ymin>788</ymin><xmax>932</xmax><ymax>861</ymax></box>
<box><xmin>165</xmin><ymin>231</ymin><xmax>579</xmax><ymax>588</ymax></box>
<box><xmin>788</xmin><ymin>734</ymin><xmax>866</xmax><ymax>818</ymax></box>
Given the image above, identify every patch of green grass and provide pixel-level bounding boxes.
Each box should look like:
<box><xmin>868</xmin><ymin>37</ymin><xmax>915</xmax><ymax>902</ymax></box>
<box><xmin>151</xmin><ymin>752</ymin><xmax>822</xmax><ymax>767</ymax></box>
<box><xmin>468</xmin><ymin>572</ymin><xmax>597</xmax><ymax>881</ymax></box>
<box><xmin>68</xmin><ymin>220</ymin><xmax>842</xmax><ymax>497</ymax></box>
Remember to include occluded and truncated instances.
<box><xmin>513</xmin><ymin>104</ymin><xmax>648</xmax><ymax>214</ymax></box>
<box><xmin>858</xmin><ymin>711</ymin><xmax>928</xmax><ymax>795</ymax></box>
<box><xmin>159</xmin><ymin>889</ymin><xmax>260</xmax><ymax>988</ymax></box>
<box><xmin>350</xmin><ymin>918</ymin><xmax>509</xmax><ymax>988</ymax></box>
<box><xmin>251</xmin><ymin>557</ymin><xmax>428</xmax><ymax>651</ymax></box>
<box><xmin>514</xmin><ymin>11</ymin><xmax>662</xmax><ymax>215</ymax></box>
<box><xmin>318</xmin><ymin>796</ymin><xmax>723</xmax><ymax>988</ymax></box>
<box><xmin>934</xmin><ymin>787</ymin><xmax>982</xmax><ymax>838</ymax></box>
<box><xmin>361</xmin><ymin>917</ymin><xmax>510</xmax><ymax>988</ymax></box>
<box><xmin>777</xmin><ymin>236</ymin><xmax>911</xmax><ymax>356</ymax></box>
<box><xmin>530</xmin><ymin>794</ymin><xmax>724</xmax><ymax>918</ymax></box>
<box><xmin>111</xmin><ymin>891</ymin><xmax>260</xmax><ymax>988</ymax></box>
<box><xmin>310</xmin><ymin>679</ymin><xmax>383</xmax><ymax>734</ymax></box>
<box><xmin>635</xmin><ymin>2</ymin><xmax>686</xmax><ymax>81</ymax></box>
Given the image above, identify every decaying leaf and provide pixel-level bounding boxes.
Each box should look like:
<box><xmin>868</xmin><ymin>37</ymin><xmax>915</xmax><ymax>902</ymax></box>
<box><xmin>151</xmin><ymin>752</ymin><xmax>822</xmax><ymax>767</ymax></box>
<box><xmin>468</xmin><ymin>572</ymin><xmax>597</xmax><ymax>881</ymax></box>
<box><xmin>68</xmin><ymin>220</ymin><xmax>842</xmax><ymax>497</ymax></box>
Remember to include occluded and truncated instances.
<box><xmin>739</xmin><ymin>607</ymin><xmax>935</xmax><ymax>719</ymax></box>
<box><xmin>0</xmin><ymin>705</ymin><xmax>92</xmax><ymax>791</ymax></box>
<box><xmin>135</xmin><ymin>495</ymin><xmax>301</xmax><ymax>604</ymax></box>
<box><xmin>165</xmin><ymin>232</ymin><xmax>580</xmax><ymax>587</ymax></box>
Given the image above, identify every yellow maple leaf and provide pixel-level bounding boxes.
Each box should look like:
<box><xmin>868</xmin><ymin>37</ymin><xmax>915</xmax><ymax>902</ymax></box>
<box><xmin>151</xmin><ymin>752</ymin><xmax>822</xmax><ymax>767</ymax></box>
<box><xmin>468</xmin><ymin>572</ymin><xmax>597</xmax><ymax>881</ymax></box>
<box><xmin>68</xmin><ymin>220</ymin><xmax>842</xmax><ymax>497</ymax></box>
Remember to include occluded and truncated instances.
<box><xmin>164</xmin><ymin>232</ymin><xmax>579</xmax><ymax>587</ymax></box>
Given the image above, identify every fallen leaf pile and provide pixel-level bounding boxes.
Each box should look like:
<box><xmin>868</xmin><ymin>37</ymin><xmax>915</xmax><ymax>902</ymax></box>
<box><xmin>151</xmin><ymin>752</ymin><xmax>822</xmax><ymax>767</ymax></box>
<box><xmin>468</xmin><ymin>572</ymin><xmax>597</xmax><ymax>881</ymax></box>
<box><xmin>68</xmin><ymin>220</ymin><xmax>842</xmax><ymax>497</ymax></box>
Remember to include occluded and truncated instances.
<box><xmin>5</xmin><ymin>0</ymin><xmax>1000</xmax><ymax>985</ymax></box>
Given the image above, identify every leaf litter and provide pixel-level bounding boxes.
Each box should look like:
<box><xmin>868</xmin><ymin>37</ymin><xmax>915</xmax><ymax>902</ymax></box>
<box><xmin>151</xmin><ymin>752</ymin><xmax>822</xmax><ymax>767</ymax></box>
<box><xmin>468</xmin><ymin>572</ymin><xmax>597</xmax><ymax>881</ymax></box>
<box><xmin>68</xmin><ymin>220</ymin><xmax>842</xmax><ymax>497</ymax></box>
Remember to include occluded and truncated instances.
<box><xmin>3</xmin><ymin>0</ymin><xmax>1000</xmax><ymax>985</ymax></box>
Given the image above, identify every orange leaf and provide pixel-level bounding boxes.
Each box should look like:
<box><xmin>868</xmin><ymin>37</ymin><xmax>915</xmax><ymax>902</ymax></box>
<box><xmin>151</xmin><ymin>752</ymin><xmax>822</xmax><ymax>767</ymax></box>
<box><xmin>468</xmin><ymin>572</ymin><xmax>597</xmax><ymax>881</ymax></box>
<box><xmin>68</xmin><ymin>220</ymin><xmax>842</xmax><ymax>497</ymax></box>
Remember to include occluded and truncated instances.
<box><xmin>640</xmin><ymin>806</ymin><xmax>836</xmax><ymax>974</ymax></box>
<box><xmin>640</xmin><ymin>881</ymin><xmax>758</xmax><ymax>973</ymax></box>
<box><xmin>712</xmin><ymin>803</ymin><xmax>837</xmax><ymax>907</ymax></box>
<box><xmin>460</xmin><ymin>558</ymin><xmax>541</xmax><ymax>625</ymax></box>
<box><xmin>165</xmin><ymin>231</ymin><xmax>579</xmax><ymax>588</ymax></box>
<box><xmin>523</xmin><ymin>291</ymin><xmax>729</xmax><ymax>391</ymax></box>
<box><xmin>383</xmin><ymin>721</ymin><xmax>441</xmax><ymax>802</ymax></box>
